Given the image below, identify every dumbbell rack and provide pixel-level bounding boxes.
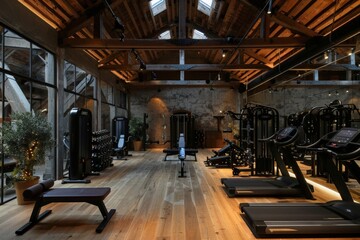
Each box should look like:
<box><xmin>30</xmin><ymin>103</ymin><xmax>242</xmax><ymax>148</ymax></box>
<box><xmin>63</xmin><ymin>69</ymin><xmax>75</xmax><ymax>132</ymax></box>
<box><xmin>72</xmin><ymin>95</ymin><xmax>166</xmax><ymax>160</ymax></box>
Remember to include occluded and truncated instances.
<box><xmin>91</xmin><ymin>130</ymin><xmax>113</xmax><ymax>171</ymax></box>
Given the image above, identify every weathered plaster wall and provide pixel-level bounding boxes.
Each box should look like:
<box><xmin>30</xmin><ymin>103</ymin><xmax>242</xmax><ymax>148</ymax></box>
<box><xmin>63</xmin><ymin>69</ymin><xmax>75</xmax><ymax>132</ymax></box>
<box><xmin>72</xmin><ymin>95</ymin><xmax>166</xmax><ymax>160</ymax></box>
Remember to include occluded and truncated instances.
<box><xmin>129</xmin><ymin>87</ymin><xmax>241</xmax><ymax>147</ymax></box>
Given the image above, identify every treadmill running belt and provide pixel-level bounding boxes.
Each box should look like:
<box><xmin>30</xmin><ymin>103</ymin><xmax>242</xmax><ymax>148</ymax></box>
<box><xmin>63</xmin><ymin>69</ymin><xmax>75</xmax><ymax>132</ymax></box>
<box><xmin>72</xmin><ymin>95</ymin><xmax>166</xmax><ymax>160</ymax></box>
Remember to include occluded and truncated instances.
<box><xmin>242</xmin><ymin>205</ymin><xmax>342</xmax><ymax>221</ymax></box>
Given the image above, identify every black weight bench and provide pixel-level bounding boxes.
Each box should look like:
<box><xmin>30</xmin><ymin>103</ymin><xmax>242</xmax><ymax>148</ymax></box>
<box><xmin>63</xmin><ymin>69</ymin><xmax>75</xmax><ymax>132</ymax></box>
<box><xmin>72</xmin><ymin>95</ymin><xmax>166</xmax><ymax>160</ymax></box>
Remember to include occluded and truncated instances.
<box><xmin>163</xmin><ymin>148</ymin><xmax>198</xmax><ymax>161</ymax></box>
<box><xmin>15</xmin><ymin>179</ymin><xmax>116</xmax><ymax>235</ymax></box>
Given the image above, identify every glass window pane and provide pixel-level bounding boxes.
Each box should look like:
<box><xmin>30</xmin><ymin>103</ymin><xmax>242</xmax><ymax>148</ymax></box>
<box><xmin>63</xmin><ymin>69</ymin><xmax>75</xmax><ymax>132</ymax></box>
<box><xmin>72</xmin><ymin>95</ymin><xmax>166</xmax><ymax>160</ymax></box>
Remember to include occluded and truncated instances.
<box><xmin>65</xmin><ymin>61</ymin><xmax>75</xmax><ymax>91</ymax></box>
<box><xmin>193</xmin><ymin>29</ymin><xmax>207</xmax><ymax>39</ymax></box>
<box><xmin>31</xmin><ymin>44</ymin><xmax>54</xmax><ymax>84</ymax></box>
<box><xmin>0</xmin><ymin>26</ymin><xmax>3</xmax><ymax>69</ymax></box>
<box><xmin>4</xmin><ymin>30</ymin><xmax>30</xmax><ymax>77</ymax></box>
<box><xmin>150</xmin><ymin>0</ymin><xmax>166</xmax><ymax>16</ymax></box>
<box><xmin>198</xmin><ymin>0</ymin><xmax>213</xmax><ymax>15</ymax></box>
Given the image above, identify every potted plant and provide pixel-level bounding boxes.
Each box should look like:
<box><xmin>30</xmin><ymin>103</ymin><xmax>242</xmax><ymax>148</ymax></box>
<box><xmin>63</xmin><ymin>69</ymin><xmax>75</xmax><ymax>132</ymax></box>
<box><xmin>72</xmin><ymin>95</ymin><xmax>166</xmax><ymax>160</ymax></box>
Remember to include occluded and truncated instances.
<box><xmin>1</xmin><ymin>112</ymin><xmax>54</xmax><ymax>204</ymax></box>
<box><xmin>129</xmin><ymin>117</ymin><xmax>144</xmax><ymax>151</ymax></box>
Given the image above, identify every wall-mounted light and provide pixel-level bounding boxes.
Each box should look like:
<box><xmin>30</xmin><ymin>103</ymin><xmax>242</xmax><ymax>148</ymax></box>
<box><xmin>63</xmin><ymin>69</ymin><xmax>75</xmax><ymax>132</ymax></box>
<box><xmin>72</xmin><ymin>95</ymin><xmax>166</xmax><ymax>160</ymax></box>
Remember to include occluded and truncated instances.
<box><xmin>222</xmin><ymin>50</ymin><xmax>227</xmax><ymax>58</ymax></box>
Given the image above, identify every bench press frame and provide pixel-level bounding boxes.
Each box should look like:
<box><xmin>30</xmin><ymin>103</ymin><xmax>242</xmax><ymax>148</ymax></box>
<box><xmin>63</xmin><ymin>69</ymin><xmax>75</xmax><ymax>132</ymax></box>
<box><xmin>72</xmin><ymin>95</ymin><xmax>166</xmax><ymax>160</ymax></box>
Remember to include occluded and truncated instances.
<box><xmin>163</xmin><ymin>148</ymin><xmax>198</xmax><ymax>161</ymax></box>
<box><xmin>15</xmin><ymin>187</ymin><xmax>116</xmax><ymax>235</ymax></box>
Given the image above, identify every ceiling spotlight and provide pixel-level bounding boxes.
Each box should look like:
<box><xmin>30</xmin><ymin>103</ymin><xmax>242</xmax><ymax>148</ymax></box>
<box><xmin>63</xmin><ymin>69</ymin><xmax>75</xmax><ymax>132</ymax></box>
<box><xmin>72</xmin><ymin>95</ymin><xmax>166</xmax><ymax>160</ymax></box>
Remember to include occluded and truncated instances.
<box><xmin>104</xmin><ymin>0</ymin><xmax>125</xmax><ymax>41</ymax></box>
<box><xmin>114</xmin><ymin>17</ymin><xmax>125</xmax><ymax>33</ymax></box>
<box><xmin>324</xmin><ymin>51</ymin><xmax>329</xmax><ymax>60</ymax></box>
<box><xmin>267</xmin><ymin>0</ymin><xmax>272</xmax><ymax>14</ymax></box>
<box><xmin>113</xmin><ymin>17</ymin><xmax>125</xmax><ymax>40</ymax></box>
<box><xmin>151</xmin><ymin>71</ymin><xmax>157</xmax><ymax>80</ymax></box>
<box><xmin>139</xmin><ymin>61</ymin><xmax>146</xmax><ymax>71</ymax></box>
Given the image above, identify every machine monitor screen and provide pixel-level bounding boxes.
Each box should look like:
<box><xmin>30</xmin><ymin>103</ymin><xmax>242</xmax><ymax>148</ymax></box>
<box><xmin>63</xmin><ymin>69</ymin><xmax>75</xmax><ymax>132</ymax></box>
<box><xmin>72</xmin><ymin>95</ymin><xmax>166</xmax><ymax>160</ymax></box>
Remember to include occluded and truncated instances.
<box><xmin>327</xmin><ymin>128</ymin><xmax>360</xmax><ymax>148</ymax></box>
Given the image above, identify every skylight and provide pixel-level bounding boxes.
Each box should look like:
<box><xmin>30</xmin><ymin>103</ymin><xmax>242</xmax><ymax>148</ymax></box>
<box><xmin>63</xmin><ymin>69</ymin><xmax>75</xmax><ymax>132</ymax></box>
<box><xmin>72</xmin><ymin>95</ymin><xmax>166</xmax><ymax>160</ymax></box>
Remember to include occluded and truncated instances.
<box><xmin>150</xmin><ymin>0</ymin><xmax>166</xmax><ymax>16</ymax></box>
<box><xmin>198</xmin><ymin>0</ymin><xmax>213</xmax><ymax>15</ymax></box>
<box><xmin>193</xmin><ymin>29</ymin><xmax>207</xmax><ymax>39</ymax></box>
<box><xmin>159</xmin><ymin>30</ymin><xmax>171</xmax><ymax>39</ymax></box>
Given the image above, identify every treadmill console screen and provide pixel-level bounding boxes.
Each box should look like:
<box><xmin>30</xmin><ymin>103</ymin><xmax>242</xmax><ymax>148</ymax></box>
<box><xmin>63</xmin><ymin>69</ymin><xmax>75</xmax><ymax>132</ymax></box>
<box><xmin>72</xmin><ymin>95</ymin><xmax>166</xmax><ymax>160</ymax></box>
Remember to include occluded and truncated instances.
<box><xmin>276</xmin><ymin>126</ymin><xmax>297</xmax><ymax>142</ymax></box>
<box><xmin>327</xmin><ymin>128</ymin><xmax>360</xmax><ymax>148</ymax></box>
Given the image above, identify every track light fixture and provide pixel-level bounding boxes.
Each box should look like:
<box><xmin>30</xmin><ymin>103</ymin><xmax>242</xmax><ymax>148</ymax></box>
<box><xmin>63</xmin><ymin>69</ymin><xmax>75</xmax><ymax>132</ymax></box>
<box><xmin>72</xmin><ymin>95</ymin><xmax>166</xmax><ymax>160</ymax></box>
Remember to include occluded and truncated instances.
<box><xmin>131</xmin><ymin>49</ymin><xmax>146</xmax><ymax>71</ymax></box>
<box><xmin>139</xmin><ymin>61</ymin><xmax>146</xmax><ymax>71</ymax></box>
<box><xmin>267</xmin><ymin>0</ymin><xmax>272</xmax><ymax>14</ymax></box>
<box><xmin>104</xmin><ymin>0</ymin><xmax>125</xmax><ymax>41</ymax></box>
<box><xmin>324</xmin><ymin>51</ymin><xmax>329</xmax><ymax>60</ymax></box>
<box><xmin>151</xmin><ymin>71</ymin><xmax>157</xmax><ymax>80</ymax></box>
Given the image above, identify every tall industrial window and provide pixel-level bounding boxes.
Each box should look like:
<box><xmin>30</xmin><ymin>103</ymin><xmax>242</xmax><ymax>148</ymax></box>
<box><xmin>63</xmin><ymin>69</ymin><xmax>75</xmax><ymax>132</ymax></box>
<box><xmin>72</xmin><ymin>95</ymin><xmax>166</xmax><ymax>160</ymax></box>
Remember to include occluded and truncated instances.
<box><xmin>0</xmin><ymin>26</ymin><xmax>56</xmax><ymax>205</ymax></box>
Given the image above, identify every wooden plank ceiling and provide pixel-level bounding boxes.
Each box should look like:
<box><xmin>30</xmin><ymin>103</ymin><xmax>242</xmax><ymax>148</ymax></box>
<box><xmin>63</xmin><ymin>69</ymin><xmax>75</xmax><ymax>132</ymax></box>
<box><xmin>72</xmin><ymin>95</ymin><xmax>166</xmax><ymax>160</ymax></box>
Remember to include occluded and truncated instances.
<box><xmin>19</xmin><ymin>0</ymin><xmax>360</xmax><ymax>94</ymax></box>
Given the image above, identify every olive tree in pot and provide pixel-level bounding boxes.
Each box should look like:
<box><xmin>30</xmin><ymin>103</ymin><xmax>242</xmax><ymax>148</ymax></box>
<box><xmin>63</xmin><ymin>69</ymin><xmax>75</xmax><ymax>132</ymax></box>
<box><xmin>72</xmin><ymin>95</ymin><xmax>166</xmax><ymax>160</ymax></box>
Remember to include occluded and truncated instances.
<box><xmin>129</xmin><ymin>117</ymin><xmax>144</xmax><ymax>151</ymax></box>
<box><xmin>1</xmin><ymin>112</ymin><xmax>54</xmax><ymax>204</ymax></box>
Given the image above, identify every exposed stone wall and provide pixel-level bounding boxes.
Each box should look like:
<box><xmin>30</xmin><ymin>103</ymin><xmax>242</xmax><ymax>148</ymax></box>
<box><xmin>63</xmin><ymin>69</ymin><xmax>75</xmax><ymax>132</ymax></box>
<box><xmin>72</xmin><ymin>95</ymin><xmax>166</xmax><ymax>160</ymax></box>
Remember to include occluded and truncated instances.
<box><xmin>129</xmin><ymin>87</ymin><xmax>241</xmax><ymax>147</ymax></box>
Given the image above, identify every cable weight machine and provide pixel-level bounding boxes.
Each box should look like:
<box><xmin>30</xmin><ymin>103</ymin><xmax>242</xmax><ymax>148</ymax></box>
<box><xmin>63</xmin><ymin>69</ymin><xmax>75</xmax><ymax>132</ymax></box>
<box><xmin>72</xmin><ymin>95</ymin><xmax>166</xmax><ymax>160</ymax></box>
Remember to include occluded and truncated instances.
<box><xmin>170</xmin><ymin>110</ymin><xmax>195</xmax><ymax>149</ymax></box>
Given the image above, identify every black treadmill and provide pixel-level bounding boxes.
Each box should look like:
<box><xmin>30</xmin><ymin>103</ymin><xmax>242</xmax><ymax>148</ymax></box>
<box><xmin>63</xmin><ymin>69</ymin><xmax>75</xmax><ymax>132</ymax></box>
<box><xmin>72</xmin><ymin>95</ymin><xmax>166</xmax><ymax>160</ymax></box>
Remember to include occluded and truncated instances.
<box><xmin>240</xmin><ymin>127</ymin><xmax>360</xmax><ymax>237</ymax></box>
<box><xmin>221</xmin><ymin>126</ymin><xmax>314</xmax><ymax>199</ymax></box>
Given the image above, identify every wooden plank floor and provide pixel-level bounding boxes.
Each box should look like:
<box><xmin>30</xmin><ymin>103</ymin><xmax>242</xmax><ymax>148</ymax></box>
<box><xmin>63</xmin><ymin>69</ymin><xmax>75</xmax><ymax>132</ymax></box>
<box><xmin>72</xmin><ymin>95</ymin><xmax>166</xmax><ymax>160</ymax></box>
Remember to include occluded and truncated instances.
<box><xmin>0</xmin><ymin>149</ymin><xmax>359</xmax><ymax>240</ymax></box>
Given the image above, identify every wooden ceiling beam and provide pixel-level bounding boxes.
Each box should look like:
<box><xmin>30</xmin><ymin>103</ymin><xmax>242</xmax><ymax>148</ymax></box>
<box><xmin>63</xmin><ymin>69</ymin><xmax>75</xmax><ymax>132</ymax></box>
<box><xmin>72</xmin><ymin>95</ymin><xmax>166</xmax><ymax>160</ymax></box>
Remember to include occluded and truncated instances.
<box><xmin>98</xmin><ymin>63</ymin><xmax>271</xmax><ymax>71</ymax></box>
<box><xmin>125</xmin><ymin>80</ymin><xmax>238</xmax><ymax>88</ymax></box>
<box><xmin>58</xmin><ymin>1</ymin><xmax>106</xmax><ymax>39</ymax></box>
<box><xmin>61</xmin><ymin>37</ymin><xmax>308</xmax><ymax>50</ymax></box>
<box><xmin>270</xmin><ymin>11</ymin><xmax>320</xmax><ymax>37</ymax></box>
<box><xmin>244</xmin><ymin>49</ymin><xmax>274</xmax><ymax>68</ymax></box>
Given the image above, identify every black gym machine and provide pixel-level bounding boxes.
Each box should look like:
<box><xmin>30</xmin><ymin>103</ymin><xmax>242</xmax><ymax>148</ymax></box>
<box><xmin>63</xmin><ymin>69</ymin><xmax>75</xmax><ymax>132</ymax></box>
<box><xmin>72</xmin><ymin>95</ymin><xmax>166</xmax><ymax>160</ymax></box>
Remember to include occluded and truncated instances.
<box><xmin>240</xmin><ymin>127</ymin><xmax>360</xmax><ymax>237</ymax></box>
<box><xmin>62</xmin><ymin>108</ymin><xmax>96</xmax><ymax>183</ymax></box>
<box><xmin>204</xmin><ymin>138</ymin><xmax>245</xmax><ymax>168</ymax></box>
<box><xmin>230</xmin><ymin>104</ymin><xmax>279</xmax><ymax>176</ymax></box>
<box><xmin>293</xmin><ymin>100</ymin><xmax>360</xmax><ymax>178</ymax></box>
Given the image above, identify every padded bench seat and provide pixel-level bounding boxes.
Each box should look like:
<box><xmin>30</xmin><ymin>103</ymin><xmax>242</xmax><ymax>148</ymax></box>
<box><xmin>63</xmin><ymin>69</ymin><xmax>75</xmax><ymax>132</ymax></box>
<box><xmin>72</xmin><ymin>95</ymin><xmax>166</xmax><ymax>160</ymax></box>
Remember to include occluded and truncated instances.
<box><xmin>162</xmin><ymin>148</ymin><xmax>198</xmax><ymax>161</ymax></box>
<box><xmin>16</xmin><ymin>179</ymin><xmax>115</xmax><ymax>235</ymax></box>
